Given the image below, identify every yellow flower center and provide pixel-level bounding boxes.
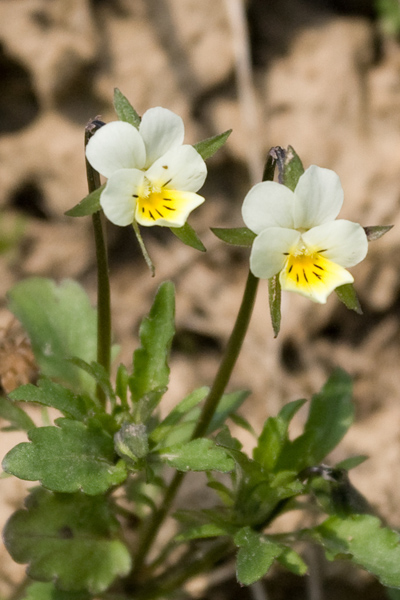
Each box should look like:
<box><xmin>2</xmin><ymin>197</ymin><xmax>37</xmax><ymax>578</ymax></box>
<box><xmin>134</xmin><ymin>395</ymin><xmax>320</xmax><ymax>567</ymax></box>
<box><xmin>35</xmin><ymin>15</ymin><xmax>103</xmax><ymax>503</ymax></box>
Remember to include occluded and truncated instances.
<box><xmin>135</xmin><ymin>177</ymin><xmax>177</xmax><ymax>223</ymax></box>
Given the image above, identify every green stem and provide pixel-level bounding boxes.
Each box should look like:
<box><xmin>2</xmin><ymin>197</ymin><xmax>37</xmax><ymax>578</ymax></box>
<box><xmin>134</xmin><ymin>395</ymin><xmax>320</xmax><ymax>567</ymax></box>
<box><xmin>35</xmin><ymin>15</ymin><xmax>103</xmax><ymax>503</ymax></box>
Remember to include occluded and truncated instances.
<box><xmin>131</xmin><ymin>269</ymin><xmax>259</xmax><ymax>580</ymax></box>
<box><xmin>85</xmin><ymin>122</ymin><xmax>111</xmax><ymax>406</ymax></box>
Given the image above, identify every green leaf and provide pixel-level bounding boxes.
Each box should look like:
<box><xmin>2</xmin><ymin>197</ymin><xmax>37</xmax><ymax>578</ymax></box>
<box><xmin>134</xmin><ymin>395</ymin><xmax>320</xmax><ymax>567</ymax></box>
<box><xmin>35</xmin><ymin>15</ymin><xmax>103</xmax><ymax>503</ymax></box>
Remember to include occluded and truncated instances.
<box><xmin>4</xmin><ymin>488</ymin><xmax>131</xmax><ymax>593</ymax></box>
<box><xmin>276</xmin><ymin>370</ymin><xmax>354</xmax><ymax>472</ymax></box>
<box><xmin>364</xmin><ymin>225</ymin><xmax>393</xmax><ymax>241</ymax></box>
<box><xmin>282</xmin><ymin>146</ymin><xmax>304</xmax><ymax>191</ymax></box>
<box><xmin>312</xmin><ymin>514</ymin><xmax>400</xmax><ymax>588</ymax></box>
<box><xmin>193</xmin><ymin>129</ymin><xmax>232</xmax><ymax>160</ymax></box>
<box><xmin>8</xmin><ymin>278</ymin><xmax>97</xmax><ymax>394</ymax></box>
<box><xmin>277</xmin><ymin>547</ymin><xmax>308</xmax><ymax>576</ymax></box>
<box><xmin>268</xmin><ymin>274</ymin><xmax>281</xmax><ymax>338</ymax></box>
<box><xmin>2</xmin><ymin>418</ymin><xmax>127</xmax><ymax>494</ymax></box>
<box><xmin>129</xmin><ymin>282</ymin><xmax>175</xmax><ymax>413</ymax></box>
<box><xmin>336</xmin><ymin>455</ymin><xmax>368</xmax><ymax>470</ymax></box>
<box><xmin>170</xmin><ymin>222</ymin><xmax>206</xmax><ymax>251</ymax></box>
<box><xmin>10</xmin><ymin>379</ymin><xmax>90</xmax><ymax>421</ymax></box>
<box><xmin>114</xmin><ymin>422</ymin><xmax>149</xmax><ymax>466</ymax></box>
<box><xmin>22</xmin><ymin>582</ymin><xmax>90</xmax><ymax>600</ymax></box>
<box><xmin>65</xmin><ymin>185</ymin><xmax>105</xmax><ymax>218</ymax></box>
<box><xmin>0</xmin><ymin>396</ymin><xmax>35</xmax><ymax>431</ymax></box>
<box><xmin>68</xmin><ymin>358</ymin><xmax>116</xmax><ymax>403</ymax></box>
<box><xmin>387</xmin><ymin>589</ymin><xmax>400</xmax><ymax>600</ymax></box>
<box><xmin>176</xmin><ymin>522</ymin><xmax>231</xmax><ymax>542</ymax></box>
<box><xmin>206</xmin><ymin>390</ymin><xmax>250</xmax><ymax>434</ymax></box>
<box><xmin>158</xmin><ymin>438</ymin><xmax>235</xmax><ymax>472</ymax></box>
<box><xmin>211</xmin><ymin>227</ymin><xmax>256</xmax><ymax>247</ymax></box>
<box><xmin>335</xmin><ymin>283</ymin><xmax>362</xmax><ymax>314</ymax></box>
<box><xmin>234</xmin><ymin>527</ymin><xmax>283</xmax><ymax>585</ymax></box>
<box><xmin>253</xmin><ymin>399</ymin><xmax>307</xmax><ymax>471</ymax></box>
<box><xmin>113</xmin><ymin>88</ymin><xmax>141</xmax><ymax>128</ymax></box>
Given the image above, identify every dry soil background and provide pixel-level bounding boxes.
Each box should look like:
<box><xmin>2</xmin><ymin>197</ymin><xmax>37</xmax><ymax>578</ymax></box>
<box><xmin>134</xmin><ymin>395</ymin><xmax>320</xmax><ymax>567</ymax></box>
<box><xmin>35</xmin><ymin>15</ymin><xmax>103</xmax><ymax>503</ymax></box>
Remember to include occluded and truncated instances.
<box><xmin>0</xmin><ymin>0</ymin><xmax>400</xmax><ymax>598</ymax></box>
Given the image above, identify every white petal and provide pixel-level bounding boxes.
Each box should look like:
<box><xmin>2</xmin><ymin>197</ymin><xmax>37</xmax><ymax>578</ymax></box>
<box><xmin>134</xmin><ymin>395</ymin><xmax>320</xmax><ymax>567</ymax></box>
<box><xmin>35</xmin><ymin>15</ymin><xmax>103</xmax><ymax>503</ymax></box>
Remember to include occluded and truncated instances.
<box><xmin>302</xmin><ymin>220</ymin><xmax>368</xmax><ymax>267</ymax></box>
<box><xmin>140</xmin><ymin>107</ymin><xmax>185</xmax><ymax>168</ymax></box>
<box><xmin>249</xmin><ymin>227</ymin><xmax>301</xmax><ymax>280</ymax></box>
<box><xmin>146</xmin><ymin>145</ymin><xmax>207</xmax><ymax>193</ymax></box>
<box><xmin>100</xmin><ymin>169</ymin><xmax>144</xmax><ymax>226</ymax></box>
<box><xmin>241</xmin><ymin>182</ymin><xmax>295</xmax><ymax>234</ymax></box>
<box><xmin>294</xmin><ymin>166</ymin><xmax>344</xmax><ymax>230</ymax></box>
<box><xmin>86</xmin><ymin>122</ymin><xmax>146</xmax><ymax>178</ymax></box>
<box><xmin>135</xmin><ymin>190</ymin><xmax>204</xmax><ymax>228</ymax></box>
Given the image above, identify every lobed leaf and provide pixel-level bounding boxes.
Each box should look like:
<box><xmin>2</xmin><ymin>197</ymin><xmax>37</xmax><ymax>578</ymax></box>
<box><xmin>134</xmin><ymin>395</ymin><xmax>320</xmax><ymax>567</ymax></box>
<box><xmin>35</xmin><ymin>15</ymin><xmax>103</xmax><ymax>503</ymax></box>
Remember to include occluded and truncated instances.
<box><xmin>2</xmin><ymin>418</ymin><xmax>127</xmax><ymax>494</ymax></box>
<box><xmin>4</xmin><ymin>488</ymin><xmax>131</xmax><ymax>593</ymax></box>
<box><xmin>170</xmin><ymin>222</ymin><xmax>206</xmax><ymax>251</ymax></box>
<box><xmin>65</xmin><ymin>185</ymin><xmax>105</xmax><ymax>218</ymax></box>
<box><xmin>0</xmin><ymin>396</ymin><xmax>35</xmax><ymax>431</ymax></box>
<box><xmin>7</xmin><ymin>278</ymin><xmax>97</xmax><ymax>395</ymax></box>
<box><xmin>113</xmin><ymin>88</ymin><xmax>141</xmax><ymax>128</ymax></box>
<box><xmin>193</xmin><ymin>129</ymin><xmax>232</xmax><ymax>160</ymax></box>
<box><xmin>234</xmin><ymin>527</ymin><xmax>283</xmax><ymax>585</ymax></box>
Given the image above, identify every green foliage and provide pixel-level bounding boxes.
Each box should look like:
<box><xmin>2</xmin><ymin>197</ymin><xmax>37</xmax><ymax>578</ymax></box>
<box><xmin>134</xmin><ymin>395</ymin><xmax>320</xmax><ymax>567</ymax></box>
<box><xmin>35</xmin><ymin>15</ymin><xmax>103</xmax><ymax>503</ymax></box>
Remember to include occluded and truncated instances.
<box><xmin>0</xmin><ymin>396</ymin><xmax>35</xmax><ymax>431</ymax></box>
<box><xmin>275</xmin><ymin>369</ymin><xmax>354</xmax><ymax>472</ymax></box>
<box><xmin>170</xmin><ymin>222</ymin><xmax>206</xmax><ymax>251</ymax></box>
<box><xmin>129</xmin><ymin>282</ymin><xmax>175</xmax><ymax>420</ymax></box>
<box><xmin>65</xmin><ymin>185</ymin><xmax>104</xmax><ymax>218</ymax></box>
<box><xmin>159</xmin><ymin>438</ymin><xmax>235</xmax><ymax>472</ymax></box>
<box><xmin>335</xmin><ymin>283</ymin><xmax>362</xmax><ymax>314</ymax></box>
<box><xmin>268</xmin><ymin>274</ymin><xmax>282</xmax><ymax>338</ymax></box>
<box><xmin>234</xmin><ymin>527</ymin><xmax>284</xmax><ymax>585</ymax></box>
<box><xmin>2</xmin><ymin>418</ymin><xmax>127</xmax><ymax>494</ymax></box>
<box><xmin>113</xmin><ymin>88</ymin><xmax>141</xmax><ymax>128</ymax></box>
<box><xmin>4</xmin><ymin>488</ymin><xmax>131</xmax><ymax>593</ymax></box>
<box><xmin>311</xmin><ymin>514</ymin><xmax>400</xmax><ymax>588</ymax></box>
<box><xmin>211</xmin><ymin>227</ymin><xmax>256</xmax><ymax>247</ymax></box>
<box><xmin>376</xmin><ymin>0</ymin><xmax>400</xmax><ymax>37</ymax></box>
<box><xmin>193</xmin><ymin>129</ymin><xmax>232</xmax><ymax>160</ymax></box>
<box><xmin>281</xmin><ymin>145</ymin><xmax>305</xmax><ymax>191</ymax></box>
<box><xmin>7</xmin><ymin>278</ymin><xmax>97</xmax><ymax>394</ymax></box>
<box><xmin>22</xmin><ymin>582</ymin><xmax>90</xmax><ymax>600</ymax></box>
<box><xmin>114</xmin><ymin>422</ymin><xmax>149</xmax><ymax>467</ymax></box>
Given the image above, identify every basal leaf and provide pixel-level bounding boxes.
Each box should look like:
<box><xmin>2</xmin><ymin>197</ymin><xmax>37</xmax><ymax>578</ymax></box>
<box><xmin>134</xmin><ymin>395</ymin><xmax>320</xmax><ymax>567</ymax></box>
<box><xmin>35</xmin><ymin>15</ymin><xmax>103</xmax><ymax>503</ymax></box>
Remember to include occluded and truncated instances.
<box><xmin>234</xmin><ymin>527</ymin><xmax>283</xmax><ymax>585</ymax></box>
<box><xmin>211</xmin><ymin>227</ymin><xmax>256</xmax><ymax>247</ymax></box>
<box><xmin>2</xmin><ymin>418</ymin><xmax>127</xmax><ymax>494</ymax></box>
<box><xmin>312</xmin><ymin>514</ymin><xmax>400</xmax><ymax>588</ymax></box>
<box><xmin>170</xmin><ymin>222</ymin><xmax>206</xmax><ymax>251</ymax></box>
<box><xmin>113</xmin><ymin>88</ymin><xmax>141</xmax><ymax>128</ymax></box>
<box><xmin>7</xmin><ymin>278</ymin><xmax>97</xmax><ymax>394</ymax></box>
<box><xmin>158</xmin><ymin>438</ymin><xmax>235</xmax><ymax>472</ymax></box>
<box><xmin>10</xmin><ymin>378</ymin><xmax>90</xmax><ymax>421</ymax></box>
<box><xmin>335</xmin><ymin>283</ymin><xmax>362</xmax><ymax>314</ymax></box>
<box><xmin>0</xmin><ymin>396</ymin><xmax>35</xmax><ymax>431</ymax></box>
<box><xmin>65</xmin><ymin>185</ymin><xmax>105</xmax><ymax>218</ymax></box>
<box><xmin>193</xmin><ymin>130</ymin><xmax>232</xmax><ymax>160</ymax></box>
<box><xmin>129</xmin><ymin>282</ymin><xmax>175</xmax><ymax>411</ymax></box>
<box><xmin>4</xmin><ymin>488</ymin><xmax>131</xmax><ymax>593</ymax></box>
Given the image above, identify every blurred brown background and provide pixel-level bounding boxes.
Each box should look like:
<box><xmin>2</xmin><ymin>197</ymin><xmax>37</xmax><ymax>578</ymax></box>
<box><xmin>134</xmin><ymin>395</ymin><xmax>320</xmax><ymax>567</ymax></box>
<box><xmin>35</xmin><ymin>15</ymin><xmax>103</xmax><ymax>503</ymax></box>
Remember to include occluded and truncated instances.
<box><xmin>0</xmin><ymin>0</ymin><xmax>400</xmax><ymax>598</ymax></box>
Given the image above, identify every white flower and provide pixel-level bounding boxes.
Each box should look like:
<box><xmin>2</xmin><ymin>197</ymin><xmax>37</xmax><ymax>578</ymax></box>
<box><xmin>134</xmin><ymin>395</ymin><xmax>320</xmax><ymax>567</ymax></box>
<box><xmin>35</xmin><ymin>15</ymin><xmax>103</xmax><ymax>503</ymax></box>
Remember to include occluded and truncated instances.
<box><xmin>242</xmin><ymin>166</ymin><xmax>368</xmax><ymax>304</ymax></box>
<box><xmin>85</xmin><ymin>107</ymin><xmax>207</xmax><ymax>227</ymax></box>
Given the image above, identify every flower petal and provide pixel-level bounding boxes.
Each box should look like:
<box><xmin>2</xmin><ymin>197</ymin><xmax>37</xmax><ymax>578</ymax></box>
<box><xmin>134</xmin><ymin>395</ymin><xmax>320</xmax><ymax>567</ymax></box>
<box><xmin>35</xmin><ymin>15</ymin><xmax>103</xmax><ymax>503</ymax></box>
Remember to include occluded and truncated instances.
<box><xmin>86</xmin><ymin>122</ymin><xmax>146</xmax><ymax>178</ymax></box>
<box><xmin>249</xmin><ymin>227</ymin><xmax>301</xmax><ymax>280</ymax></box>
<box><xmin>100</xmin><ymin>169</ymin><xmax>144</xmax><ymax>226</ymax></box>
<box><xmin>302</xmin><ymin>220</ymin><xmax>368</xmax><ymax>267</ymax></box>
<box><xmin>135</xmin><ymin>189</ymin><xmax>204</xmax><ymax>228</ymax></box>
<box><xmin>294</xmin><ymin>166</ymin><xmax>344</xmax><ymax>230</ymax></box>
<box><xmin>241</xmin><ymin>182</ymin><xmax>295</xmax><ymax>234</ymax></box>
<box><xmin>280</xmin><ymin>253</ymin><xmax>354</xmax><ymax>304</ymax></box>
<box><xmin>140</xmin><ymin>107</ymin><xmax>185</xmax><ymax>168</ymax></box>
<box><xmin>146</xmin><ymin>145</ymin><xmax>207</xmax><ymax>193</ymax></box>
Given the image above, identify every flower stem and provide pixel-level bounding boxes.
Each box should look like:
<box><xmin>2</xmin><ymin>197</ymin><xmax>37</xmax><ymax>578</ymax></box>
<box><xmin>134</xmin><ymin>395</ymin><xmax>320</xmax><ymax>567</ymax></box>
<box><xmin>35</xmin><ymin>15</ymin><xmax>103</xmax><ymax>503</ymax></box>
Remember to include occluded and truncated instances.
<box><xmin>131</xmin><ymin>269</ymin><xmax>259</xmax><ymax>580</ymax></box>
<box><xmin>85</xmin><ymin>121</ymin><xmax>111</xmax><ymax>407</ymax></box>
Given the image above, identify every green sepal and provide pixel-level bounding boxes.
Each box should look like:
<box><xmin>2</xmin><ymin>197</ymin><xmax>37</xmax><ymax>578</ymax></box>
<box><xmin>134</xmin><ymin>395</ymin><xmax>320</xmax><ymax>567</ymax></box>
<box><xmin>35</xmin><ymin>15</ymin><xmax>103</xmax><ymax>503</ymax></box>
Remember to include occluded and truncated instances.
<box><xmin>158</xmin><ymin>438</ymin><xmax>235</xmax><ymax>472</ymax></box>
<box><xmin>276</xmin><ymin>369</ymin><xmax>354</xmax><ymax>472</ymax></box>
<box><xmin>311</xmin><ymin>514</ymin><xmax>400</xmax><ymax>588</ymax></box>
<box><xmin>22</xmin><ymin>582</ymin><xmax>90</xmax><ymax>600</ymax></box>
<box><xmin>113</xmin><ymin>88</ymin><xmax>141</xmax><ymax>128</ymax></box>
<box><xmin>193</xmin><ymin>129</ymin><xmax>232</xmax><ymax>160</ymax></box>
<box><xmin>268</xmin><ymin>274</ymin><xmax>281</xmax><ymax>337</ymax></box>
<box><xmin>3</xmin><ymin>488</ymin><xmax>131</xmax><ymax>593</ymax></box>
<box><xmin>282</xmin><ymin>145</ymin><xmax>304</xmax><ymax>190</ymax></box>
<box><xmin>364</xmin><ymin>225</ymin><xmax>393</xmax><ymax>241</ymax></box>
<box><xmin>0</xmin><ymin>396</ymin><xmax>35</xmax><ymax>432</ymax></box>
<box><xmin>234</xmin><ymin>527</ymin><xmax>283</xmax><ymax>585</ymax></box>
<box><xmin>10</xmin><ymin>378</ymin><xmax>91</xmax><ymax>421</ymax></box>
<box><xmin>7</xmin><ymin>278</ymin><xmax>97</xmax><ymax>395</ymax></box>
<box><xmin>170</xmin><ymin>222</ymin><xmax>206</xmax><ymax>251</ymax></box>
<box><xmin>2</xmin><ymin>418</ymin><xmax>127</xmax><ymax>494</ymax></box>
<box><xmin>211</xmin><ymin>227</ymin><xmax>256</xmax><ymax>247</ymax></box>
<box><xmin>65</xmin><ymin>185</ymin><xmax>105</xmax><ymax>218</ymax></box>
<box><xmin>336</xmin><ymin>455</ymin><xmax>368</xmax><ymax>470</ymax></box>
<box><xmin>335</xmin><ymin>283</ymin><xmax>362</xmax><ymax>314</ymax></box>
<box><xmin>129</xmin><ymin>282</ymin><xmax>175</xmax><ymax>418</ymax></box>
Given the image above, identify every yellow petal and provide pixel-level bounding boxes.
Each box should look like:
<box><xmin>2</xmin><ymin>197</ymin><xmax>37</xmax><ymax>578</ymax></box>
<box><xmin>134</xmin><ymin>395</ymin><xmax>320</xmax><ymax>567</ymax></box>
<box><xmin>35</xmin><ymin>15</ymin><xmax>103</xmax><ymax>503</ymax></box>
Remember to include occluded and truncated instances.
<box><xmin>279</xmin><ymin>252</ymin><xmax>354</xmax><ymax>304</ymax></box>
<box><xmin>135</xmin><ymin>189</ymin><xmax>204</xmax><ymax>227</ymax></box>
